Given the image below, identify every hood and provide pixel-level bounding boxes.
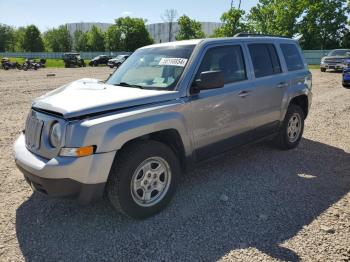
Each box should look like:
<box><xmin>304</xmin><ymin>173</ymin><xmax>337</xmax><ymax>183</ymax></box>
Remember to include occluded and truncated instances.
<box><xmin>32</xmin><ymin>78</ymin><xmax>179</xmax><ymax>119</ymax></box>
<box><xmin>324</xmin><ymin>56</ymin><xmax>349</xmax><ymax>59</ymax></box>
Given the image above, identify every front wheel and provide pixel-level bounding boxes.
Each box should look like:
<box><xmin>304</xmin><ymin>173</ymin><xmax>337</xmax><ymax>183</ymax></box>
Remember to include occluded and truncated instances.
<box><xmin>321</xmin><ymin>68</ymin><xmax>326</xmax><ymax>72</ymax></box>
<box><xmin>106</xmin><ymin>140</ymin><xmax>180</xmax><ymax>219</ymax></box>
<box><xmin>274</xmin><ymin>104</ymin><xmax>305</xmax><ymax>150</ymax></box>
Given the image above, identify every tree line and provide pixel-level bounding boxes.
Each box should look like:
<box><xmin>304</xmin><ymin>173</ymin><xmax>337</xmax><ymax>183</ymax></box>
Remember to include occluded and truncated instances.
<box><xmin>0</xmin><ymin>0</ymin><xmax>349</xmax><ymax>53</ymax></box>
<box><xmin>0</xmin><ymin>17</ymin><xmax>154</xmax><ymax>53</ymax></box>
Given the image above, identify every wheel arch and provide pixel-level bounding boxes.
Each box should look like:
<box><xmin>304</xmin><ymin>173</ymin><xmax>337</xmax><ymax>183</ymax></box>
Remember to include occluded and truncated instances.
<box><xmin>290</xmin><ymin>95</ymin><xmax>309</xmax><ymax>119</ymax></box>
<box><xmin>119</xmin><ymin>128</ymin><xmax>187</xmax><ymax>172</ymax></box>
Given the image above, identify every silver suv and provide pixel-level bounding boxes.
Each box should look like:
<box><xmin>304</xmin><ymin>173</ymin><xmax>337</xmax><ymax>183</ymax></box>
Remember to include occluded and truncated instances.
<box><xmin>14</xmin><ymin>35</ymin><xmax>312</xmax><ymax>218</ymax></box>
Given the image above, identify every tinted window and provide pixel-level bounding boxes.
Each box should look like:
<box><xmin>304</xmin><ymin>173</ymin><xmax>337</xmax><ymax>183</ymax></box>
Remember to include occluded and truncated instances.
<box><xmin>196</xmin><ymin>45</ymin><xmax>246</xmax><ymax>84</ymax></box>
<box><xmin>248</xmin><ymin>44</ymin><xmax>282</xmax><ymax>78</ymax></box>
<box><xmin>280</xmin><ymin>44</ymin><xmax>304</xmax><ymax>71</ymax></box>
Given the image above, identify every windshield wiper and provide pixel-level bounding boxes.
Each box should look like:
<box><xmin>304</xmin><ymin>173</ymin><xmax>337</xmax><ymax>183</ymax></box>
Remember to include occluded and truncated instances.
<box><xmin>115</xmin><ymin>82</ymin><xmax>144</xmax><ymax>89</ymax></box>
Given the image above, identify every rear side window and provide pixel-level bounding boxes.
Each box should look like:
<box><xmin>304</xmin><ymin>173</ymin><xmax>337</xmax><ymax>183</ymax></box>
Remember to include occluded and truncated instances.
<box><xmin>248</xmin><ymin>44</ymin><xmax>282</xmax><ymax>78</ymax></box>
<box><xmin>196</xmin><ymin>45</ymin><xmax>246</xmax><ymax>84</ymax></box>
<box><xmin>280</xmin><ymin>44</ymin><xmax>304</xmax><ymax>71</ymax></box>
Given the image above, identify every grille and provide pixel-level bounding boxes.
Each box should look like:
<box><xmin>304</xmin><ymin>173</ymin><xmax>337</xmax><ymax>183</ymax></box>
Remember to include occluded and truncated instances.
<box><xmin>324</xmin><ymin>58</ymin><xmax>343</xmax><ymax>64</ymax></box>
<box><xmin>25</xmin><ymin>115</ymin><xmax>44</xmax><ymax>150</ymax></box>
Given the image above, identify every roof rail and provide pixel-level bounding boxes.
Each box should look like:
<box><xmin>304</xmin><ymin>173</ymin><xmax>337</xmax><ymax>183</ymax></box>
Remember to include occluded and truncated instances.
<box><xmin>234</xmin><ymin>32</ymin><xmax>289</xmax><ymax>38</ymax></box>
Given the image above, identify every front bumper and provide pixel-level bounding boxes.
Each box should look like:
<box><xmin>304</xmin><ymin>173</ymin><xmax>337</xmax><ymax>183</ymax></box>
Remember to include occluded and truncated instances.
<box><xmin>14</xmin><ymin>134</ymin><xmax>116</xmax><ymax>203</ymax></box>
<box><xmin>320</xmin><ymin>63</ymin><xmax>345</xmax><ymax>70</ymax></box>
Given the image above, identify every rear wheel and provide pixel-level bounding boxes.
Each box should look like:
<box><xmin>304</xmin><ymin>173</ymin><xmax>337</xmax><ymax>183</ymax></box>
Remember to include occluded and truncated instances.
<box><xmin>274</xmin><ymin>104</ymin><xmax>305</xmax><ymax>150</ymax></box>
<box><xmin>321</xmin><ymin>68</ymin><xmax>326</xmax><ymax>72</ymax></box>
<box><xmin>106</xmin><ymin>140</ymin><xmax>180</xmax><ymax>219</ymax></box>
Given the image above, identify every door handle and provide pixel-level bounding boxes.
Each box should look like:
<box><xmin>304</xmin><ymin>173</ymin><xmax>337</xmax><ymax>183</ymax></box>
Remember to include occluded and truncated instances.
<box><xmin>277</xmin><ymin>82</ymin><xmax>288</xmax><ymax>88</ymax></box>
<box><xmin>238</xmin><ymin>90</ymin><xmax>251</xmax><ymax>98</ymax></box>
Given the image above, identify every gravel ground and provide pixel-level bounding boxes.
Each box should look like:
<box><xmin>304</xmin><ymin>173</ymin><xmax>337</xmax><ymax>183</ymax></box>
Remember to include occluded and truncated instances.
<box><xmin>0</xmin><ymin>68</ymin><xmax>349</xmax><ymax>262</ymax></box>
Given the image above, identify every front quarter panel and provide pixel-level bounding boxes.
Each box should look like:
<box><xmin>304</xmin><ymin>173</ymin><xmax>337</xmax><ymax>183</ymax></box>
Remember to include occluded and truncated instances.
<box><xmin>65</xmin><ymin>101</ymin><xmax>193</xmax><ymax>156</ymax></box>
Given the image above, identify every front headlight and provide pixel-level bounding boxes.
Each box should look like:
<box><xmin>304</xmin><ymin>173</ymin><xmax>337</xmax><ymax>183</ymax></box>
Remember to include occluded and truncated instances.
<box><xmin>49</xmin><ymin>122</ymin><xmax>62</xmax><ymax>148</ymax></box>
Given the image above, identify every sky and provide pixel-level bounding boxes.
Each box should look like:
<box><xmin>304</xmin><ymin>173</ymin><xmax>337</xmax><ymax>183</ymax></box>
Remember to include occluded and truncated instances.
<box><xmin>0</xmin><ymin>0</ymin><xmax>258</xmax><ymax>31</ymax></box>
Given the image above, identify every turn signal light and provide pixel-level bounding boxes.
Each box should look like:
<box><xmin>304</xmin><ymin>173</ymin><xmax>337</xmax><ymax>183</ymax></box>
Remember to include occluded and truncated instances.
<box><xmin>60</xmin><ymin>146</ymin><xmax>95</xmax><ymax>157</ymax></box>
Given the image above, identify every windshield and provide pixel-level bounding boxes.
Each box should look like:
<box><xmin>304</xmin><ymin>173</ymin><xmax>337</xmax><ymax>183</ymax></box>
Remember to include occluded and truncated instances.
<box><xmin>328</xmin><ymin>50</ymin><xmax>350</xmax><ymax>56</ymax></box>
<box><xmin>106</xmin><ymin>45</ymin><xmax>195</xmax><ymax>90</ymax></box>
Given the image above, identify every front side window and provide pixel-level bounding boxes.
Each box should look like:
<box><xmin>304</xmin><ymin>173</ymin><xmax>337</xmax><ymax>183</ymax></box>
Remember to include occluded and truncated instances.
<box><xmin>248</xmin><ymin>44</ymin><xmax>282</xmax><ymax>78</ymax></box>
<box><xmin>196</xmin><ymin>45</ymin><xmax>246</xmax><ymax>84</ymax></box>
<box><xmin>280</xmin><ymin>44</ymin><xmax>304</xmax><ymax>71</ymax></box>
<box><xmin>106</xmin><ymin>45</ymin><xmax>195</xmax><ymax>90</ymax></box>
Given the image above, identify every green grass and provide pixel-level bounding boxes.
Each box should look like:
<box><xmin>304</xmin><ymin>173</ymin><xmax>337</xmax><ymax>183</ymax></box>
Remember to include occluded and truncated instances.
<box><xmin>2</xmin><ymin>56</ymin><xmax>321</xmax><ymax>70</ymax></box>
<box><xmin>308</xmin><ymin>64</ymin><xmax>320</xmax><ymax>69</ymax></box>
<box><xmin>1</xmin><ymin>57</ymin><xmax>91</xmax><ymax>68</ymax></box>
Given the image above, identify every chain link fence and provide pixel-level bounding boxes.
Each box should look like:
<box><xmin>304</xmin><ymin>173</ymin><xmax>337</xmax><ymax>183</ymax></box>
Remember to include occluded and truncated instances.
<box><xmin>0</xmin><ymin>50</ymin><xmax>331</xmax><ymax>65</ymax></box>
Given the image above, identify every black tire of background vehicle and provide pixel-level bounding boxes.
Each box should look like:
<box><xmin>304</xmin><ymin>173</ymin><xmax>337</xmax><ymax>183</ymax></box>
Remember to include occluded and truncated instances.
<box><xmin>65</xmin><ymin>63</ymin><xmax>70</xmax><ymax>68</ymax></box>
<box><xmin>321</xmin><ymin>68</ymin><xmax>326</xmax><ymax>72</ymax></box>
<box><xmin>23</xmin><ymin>66</ymin><xmax>28</xmax><ymax>71</ymax></box>
<box><xmin>274</xmin><ymin>104</ymin><xmax>305</xmax><ymax>150</ymax></box>
<box><xmin>109</xmin><ymin>65</ymin><xmax>114</xmax><ymax>68</ymax></box>
<box><xmin>116</xmin><ymin>62</ymin><xmax>121</xmax><ymax>68</ymax></box>
<box><xmin>106</xmin><ymin>140</ymin><xmax>180</xmax><ymax>219</ymax></box>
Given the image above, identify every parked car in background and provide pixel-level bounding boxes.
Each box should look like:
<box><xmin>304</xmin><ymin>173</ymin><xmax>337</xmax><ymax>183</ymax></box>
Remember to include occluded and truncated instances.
<box><xmin>62</xmin><ymin>53</ymin><xmax>85</xmax><ymax>68</ymax></box>
<box><xmin>342</xmin><ymin>58</ymin><xmax>350</xmax><ymax>88</ymax></box>
<box><xmin>107</xmin><ymin>54</ymin><xmax>130</xmax><ymax>68</ymax></box>
<box><xmin>89</xmin><ymin>55</ymin><xmax>111</xmax><ymax>67</ymax></box>
<box><xmin>14</xmin><ymin>35</ymin><xmax>312</xmax><ymax>219</ymax></box>
<box><xmin>320</xmin><ymin>49</ymin><xmax>350</xmax><ymax>72</ymax></box>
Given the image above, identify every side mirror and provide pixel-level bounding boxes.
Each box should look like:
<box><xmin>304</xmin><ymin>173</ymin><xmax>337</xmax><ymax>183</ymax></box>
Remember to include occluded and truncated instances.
<box><xmin>192</xmin><ymin>71</ymin><xmax>225</xmax><ymax>94</ymax></box>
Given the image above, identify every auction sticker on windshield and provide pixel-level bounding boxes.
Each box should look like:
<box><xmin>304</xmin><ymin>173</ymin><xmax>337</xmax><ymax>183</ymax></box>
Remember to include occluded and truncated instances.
<box><xmin>159</xmin><ymin>58</ymin><xmax>188</xmax><ymax>67</ymax></box>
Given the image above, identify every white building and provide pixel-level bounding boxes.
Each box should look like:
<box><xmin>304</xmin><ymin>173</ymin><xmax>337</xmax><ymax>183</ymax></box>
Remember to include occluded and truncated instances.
<box><xmin>66</xmin><ymin>22</ymin><xmax>223</xmax><ymax>43</ymax></box>
<box><xmin>66</xmin><ymin>22</ymin><xmax>113</xmax><ymax>36</ymax></box>
<box><xmin>146</xmin><ymin>22</ymin><xmax>223</xmax><ymax>43</ymax></box>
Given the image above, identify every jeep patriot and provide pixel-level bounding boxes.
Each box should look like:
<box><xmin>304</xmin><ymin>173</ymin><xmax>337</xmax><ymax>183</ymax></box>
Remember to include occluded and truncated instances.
<box><xmin>14</xmin><ymin>35</ymin><xmax>312</xmax><ymax>218</ymax></box>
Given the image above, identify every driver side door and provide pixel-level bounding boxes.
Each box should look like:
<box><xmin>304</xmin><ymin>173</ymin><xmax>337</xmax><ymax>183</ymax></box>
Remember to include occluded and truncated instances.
<box><xmin>188</xmin><ymin>44</ymin><xmax>256</xmax><ymax>161</ymax></box>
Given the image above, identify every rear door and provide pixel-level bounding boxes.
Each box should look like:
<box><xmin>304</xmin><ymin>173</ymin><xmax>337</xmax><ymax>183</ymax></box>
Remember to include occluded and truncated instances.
<box><xmin>246</xmin><ymin>42</ymin><xmax>287</xmax><ymax>137</ymax></box>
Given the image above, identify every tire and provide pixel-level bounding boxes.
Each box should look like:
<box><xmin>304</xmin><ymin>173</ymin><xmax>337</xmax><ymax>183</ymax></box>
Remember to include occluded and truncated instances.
<box><xmin>321</xmin><ymin>68</ymin><xmax>326</xmax><ymax>72</ymax></box>
<box><xmin>106</xmin><ymin>140</ymin><xmax>180</xmax><ymax>219</ymax></box>
<box><xmin>274</xmin><ymin>104</ymin><xmax>305</xmax><ymax>150</ymax></box>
